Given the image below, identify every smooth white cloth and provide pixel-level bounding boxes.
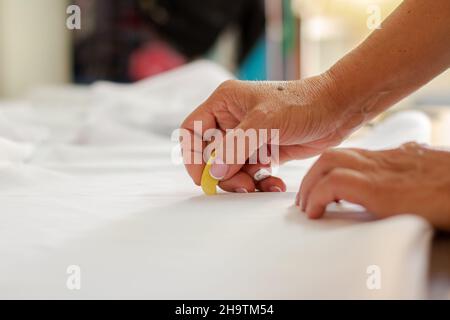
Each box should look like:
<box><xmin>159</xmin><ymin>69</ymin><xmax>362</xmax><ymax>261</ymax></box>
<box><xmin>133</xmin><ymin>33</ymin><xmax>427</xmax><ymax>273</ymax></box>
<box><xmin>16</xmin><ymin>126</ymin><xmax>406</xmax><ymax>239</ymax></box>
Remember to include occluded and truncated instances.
<box><xmin>0</xmin><ymin>61</ymin><xmax>433</xmax><ymax>299</ymax></box>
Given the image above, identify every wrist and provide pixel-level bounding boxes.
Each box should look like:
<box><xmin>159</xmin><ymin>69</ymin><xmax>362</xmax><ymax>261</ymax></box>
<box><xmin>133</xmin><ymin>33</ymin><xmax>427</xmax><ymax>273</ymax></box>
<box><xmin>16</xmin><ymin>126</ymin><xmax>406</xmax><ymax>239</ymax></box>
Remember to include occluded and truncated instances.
<box><xmin>324</xmin><ymin>60</ymin><xmax>389</xmax><ymax>130</ymax></box>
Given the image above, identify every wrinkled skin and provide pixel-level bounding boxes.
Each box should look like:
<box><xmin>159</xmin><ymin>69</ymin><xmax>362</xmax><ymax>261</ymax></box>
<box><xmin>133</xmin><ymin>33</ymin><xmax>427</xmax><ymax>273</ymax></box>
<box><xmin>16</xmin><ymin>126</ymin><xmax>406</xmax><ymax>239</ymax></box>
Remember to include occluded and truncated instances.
<box><xmin>181</xmin><ymin>75</ymin><xmax>356</xmax><ymax>193</ymax></box>
<box><xmin>297</xmin><ymin>143</ymin><xmax>450</xmax><ymax>231</ymax></box>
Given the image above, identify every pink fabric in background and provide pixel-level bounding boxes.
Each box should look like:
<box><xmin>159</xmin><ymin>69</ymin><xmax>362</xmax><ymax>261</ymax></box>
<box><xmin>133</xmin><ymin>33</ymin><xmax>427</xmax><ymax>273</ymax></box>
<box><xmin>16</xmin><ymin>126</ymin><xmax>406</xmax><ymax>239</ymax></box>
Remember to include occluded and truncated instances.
<box><xmin>129</xmin><ymin>41</ymin><xmax>186</xmax><ymax>81</ymax></box>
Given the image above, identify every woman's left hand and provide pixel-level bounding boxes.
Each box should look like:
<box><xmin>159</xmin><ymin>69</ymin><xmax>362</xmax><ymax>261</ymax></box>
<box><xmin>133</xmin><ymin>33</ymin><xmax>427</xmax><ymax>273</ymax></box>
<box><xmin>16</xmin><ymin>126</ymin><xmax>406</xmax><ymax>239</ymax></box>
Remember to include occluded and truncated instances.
<box><xmin>297</xmin><ymin>142</ymin><xmax>450</xmax><ymax>231</ymax></box>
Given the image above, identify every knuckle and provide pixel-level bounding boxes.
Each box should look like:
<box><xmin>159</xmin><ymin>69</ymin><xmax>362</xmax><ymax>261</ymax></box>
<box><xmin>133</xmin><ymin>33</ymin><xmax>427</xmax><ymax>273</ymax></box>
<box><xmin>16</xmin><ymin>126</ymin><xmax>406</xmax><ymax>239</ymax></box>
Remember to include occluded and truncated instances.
<box><xmin>326</xmin><ymin>169</ymin><xmax>345</xmax><ymax>186</ymax></box>
<box><xmin>400</xmin><ymin>141</ymin><xmax>426</xmax><ymax>154</ymax></box>
<box><xmin>401</xmin><ymin>141</ymin><xmax>421</xmax><ymax>149</ymax></box>
<box><xmin>217</xmin><ymin>79</ymin><xmax>237</xmax><ymax>92</ymax></box>
<box><xmin>319</xmin><ymin>149</ymin><xmax>338</xmax><ymax>163</ymax></box>
<box><xmin>366</xmin><ymin>175</ymin><xmax>379</xmax><ymax>193</ymax></box>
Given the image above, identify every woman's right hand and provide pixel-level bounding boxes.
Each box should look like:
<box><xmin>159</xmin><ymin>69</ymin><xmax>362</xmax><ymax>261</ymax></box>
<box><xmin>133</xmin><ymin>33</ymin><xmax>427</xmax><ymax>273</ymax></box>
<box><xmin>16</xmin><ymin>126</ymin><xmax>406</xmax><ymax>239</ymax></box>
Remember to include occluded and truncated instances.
<box><xmin>180</xmin><ymin>72</ymin><xmax>364</xmax><ymax>193</ymax></box>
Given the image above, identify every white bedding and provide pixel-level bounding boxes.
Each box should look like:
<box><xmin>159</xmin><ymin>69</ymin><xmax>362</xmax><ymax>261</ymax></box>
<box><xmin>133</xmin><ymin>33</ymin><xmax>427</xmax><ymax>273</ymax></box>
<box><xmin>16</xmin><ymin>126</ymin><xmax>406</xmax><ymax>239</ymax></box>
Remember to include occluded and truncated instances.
<box><xmin>0</xmin><ymin>61</ymin><xmax>433</xmax><ymax>299</ymax></box>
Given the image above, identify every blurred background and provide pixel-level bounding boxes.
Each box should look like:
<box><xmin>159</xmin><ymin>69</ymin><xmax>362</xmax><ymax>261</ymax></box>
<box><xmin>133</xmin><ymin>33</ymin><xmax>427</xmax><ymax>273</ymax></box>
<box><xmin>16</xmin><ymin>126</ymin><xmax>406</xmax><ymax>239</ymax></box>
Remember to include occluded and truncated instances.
<box><xmin>0</xmin><ymin>0</ymin><xmax>449</xmax><ymax>106</ymax></box>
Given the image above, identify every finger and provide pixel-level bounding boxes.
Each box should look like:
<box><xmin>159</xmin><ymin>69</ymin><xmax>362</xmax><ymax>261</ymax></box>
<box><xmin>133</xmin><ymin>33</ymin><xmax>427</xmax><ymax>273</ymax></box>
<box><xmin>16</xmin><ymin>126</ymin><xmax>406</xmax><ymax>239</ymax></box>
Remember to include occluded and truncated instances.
<box><xmin>279</xmin><ymin>144</ymin><xmax>329</xmax><ymax>163</ymax></box>
<box><xmin>305</xmin><ymin>168</ymin><xmax>373</xmax><ymax>219</ymax></box>
<box><xmin>179</xmin><ymin>132</ymin><xmax>207</xmax><ymax>186</ymax></box>
<box><xmin>218</xmin><ymin>171</ymin><xmax>256</xmax><ymax>193</ymax></box>
<box><xmin>241</xmin><ymin>163</ymin><xmax>286</xmax><ymax>192</ymax></box>
<box><xmin>180</xmin><ymin>103</ymin><xmax>220</xmax><ymax>185</ymax></box>
<box><xmin>242</xmin><ymin>162</ymin><xmax>272</xmax><ymax>182</ymax></box>
<box><xmin>299</xmin><ymin>149</ymin><xmax>370</xmax><ymax>211</ymax></box>
<box><xmin>256</xmin><ymin>176</ymin><xmax>286</xmax><ymax>193</ymax></box>
<box><xmin>180</xmin><ymin>81</ymin><xmax>244</xmax><ymax>185</ymax></box>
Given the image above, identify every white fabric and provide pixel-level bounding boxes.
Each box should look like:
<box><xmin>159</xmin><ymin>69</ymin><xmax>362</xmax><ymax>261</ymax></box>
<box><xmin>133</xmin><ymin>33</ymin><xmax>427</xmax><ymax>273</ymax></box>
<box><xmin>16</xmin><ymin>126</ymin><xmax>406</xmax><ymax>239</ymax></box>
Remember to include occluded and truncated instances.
<box><xmin>0</xmin><ymin>61</ymin><xmax>433</xmax><ymax>299</ymax></box>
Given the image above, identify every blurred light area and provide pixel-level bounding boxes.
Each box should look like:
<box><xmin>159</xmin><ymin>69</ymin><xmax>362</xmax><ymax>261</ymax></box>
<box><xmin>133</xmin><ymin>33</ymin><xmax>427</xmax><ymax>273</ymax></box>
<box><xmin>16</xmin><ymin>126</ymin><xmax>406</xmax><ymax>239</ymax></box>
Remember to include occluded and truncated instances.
<box><xmin>293</xmin><ymin>0</ymin><xmax>402</xmax><ymax>76</ymax></box>
<box><xmin>293</xmin><ymin>0</ymin><xmax>450</xmax><ymax>107</ymax></box>
<box><xmin>0</xmin><ymin>0</ymin><xmax>71</xmax><ymax>98</ymax></box>
<box><xmin>207</xmin><ymin>28</ymin><xmax>239</xmax><ymax>76</ymax></box>
<box><xmin>303</xmin><ymin>16</ymin><xmax>342</xmax><ymax>42</ymax></box>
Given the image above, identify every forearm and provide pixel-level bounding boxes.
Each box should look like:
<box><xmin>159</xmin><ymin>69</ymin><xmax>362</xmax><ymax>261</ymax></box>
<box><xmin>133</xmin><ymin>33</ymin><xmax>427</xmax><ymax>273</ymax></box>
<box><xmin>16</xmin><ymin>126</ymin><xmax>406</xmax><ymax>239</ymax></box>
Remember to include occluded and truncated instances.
<box><xmin>327</xmin><ymin>0</ymin><xmax>450</xmax><ymax>125</ymax></box>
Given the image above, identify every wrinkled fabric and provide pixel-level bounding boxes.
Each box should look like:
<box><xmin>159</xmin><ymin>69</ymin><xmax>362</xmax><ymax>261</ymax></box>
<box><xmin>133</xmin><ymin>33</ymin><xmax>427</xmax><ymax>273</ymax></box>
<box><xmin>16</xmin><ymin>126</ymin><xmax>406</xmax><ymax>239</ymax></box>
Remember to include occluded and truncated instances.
<box><xmin>0</xmin><ymin>61</ymin><xmax>433</xmax><ymax>299</ymax></box>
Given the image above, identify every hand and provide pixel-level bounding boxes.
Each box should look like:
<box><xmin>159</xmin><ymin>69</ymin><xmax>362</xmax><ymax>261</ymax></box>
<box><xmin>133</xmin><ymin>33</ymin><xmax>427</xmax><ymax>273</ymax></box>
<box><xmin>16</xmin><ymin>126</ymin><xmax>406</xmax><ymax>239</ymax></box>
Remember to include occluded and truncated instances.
<box><xmin>180</xmin><ymin>73</ymin><xmax>362</xmax><ymax>193</ymax></box>
<box><xmin>297</xmin><ymin>142</ymin><xmax>450</xmax><ymax>231</ymax></box>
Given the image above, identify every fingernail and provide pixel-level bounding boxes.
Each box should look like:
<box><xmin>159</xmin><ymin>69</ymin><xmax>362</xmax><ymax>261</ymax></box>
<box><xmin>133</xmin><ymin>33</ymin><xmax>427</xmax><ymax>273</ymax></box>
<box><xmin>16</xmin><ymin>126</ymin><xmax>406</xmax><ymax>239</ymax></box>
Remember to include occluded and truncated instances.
<box><xmin>235</xmin><ymin>188</ymin><xmax>248</xmax><ymax>193</ymax></box>
<box><xmin>295</xmin><ymin>193</ymin><xmax>300</xmax><ymax>206</ymax></box>
<box><xmin>254</xmin><ymin>168</ymin><xmax>272</xmax><ymax>181</ymax></box>
<box><xmin>210</xmin><ymin>157</ymin><xmax>228</xmax><ymax>180</ymax></box>
<box><xmin>269</xmin><ymin>186</ymin><xmax>282</xmax><ymax>192</ymax></box>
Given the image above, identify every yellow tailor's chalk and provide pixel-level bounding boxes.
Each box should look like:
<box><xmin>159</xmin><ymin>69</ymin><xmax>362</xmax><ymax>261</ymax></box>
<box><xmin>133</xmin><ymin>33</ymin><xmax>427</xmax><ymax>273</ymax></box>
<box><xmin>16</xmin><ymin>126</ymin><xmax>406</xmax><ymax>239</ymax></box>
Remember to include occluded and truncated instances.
<box><xmin>201</xmin><ymin>152</ymin><xmax>219</xmax><ymax>195</ymax></box>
